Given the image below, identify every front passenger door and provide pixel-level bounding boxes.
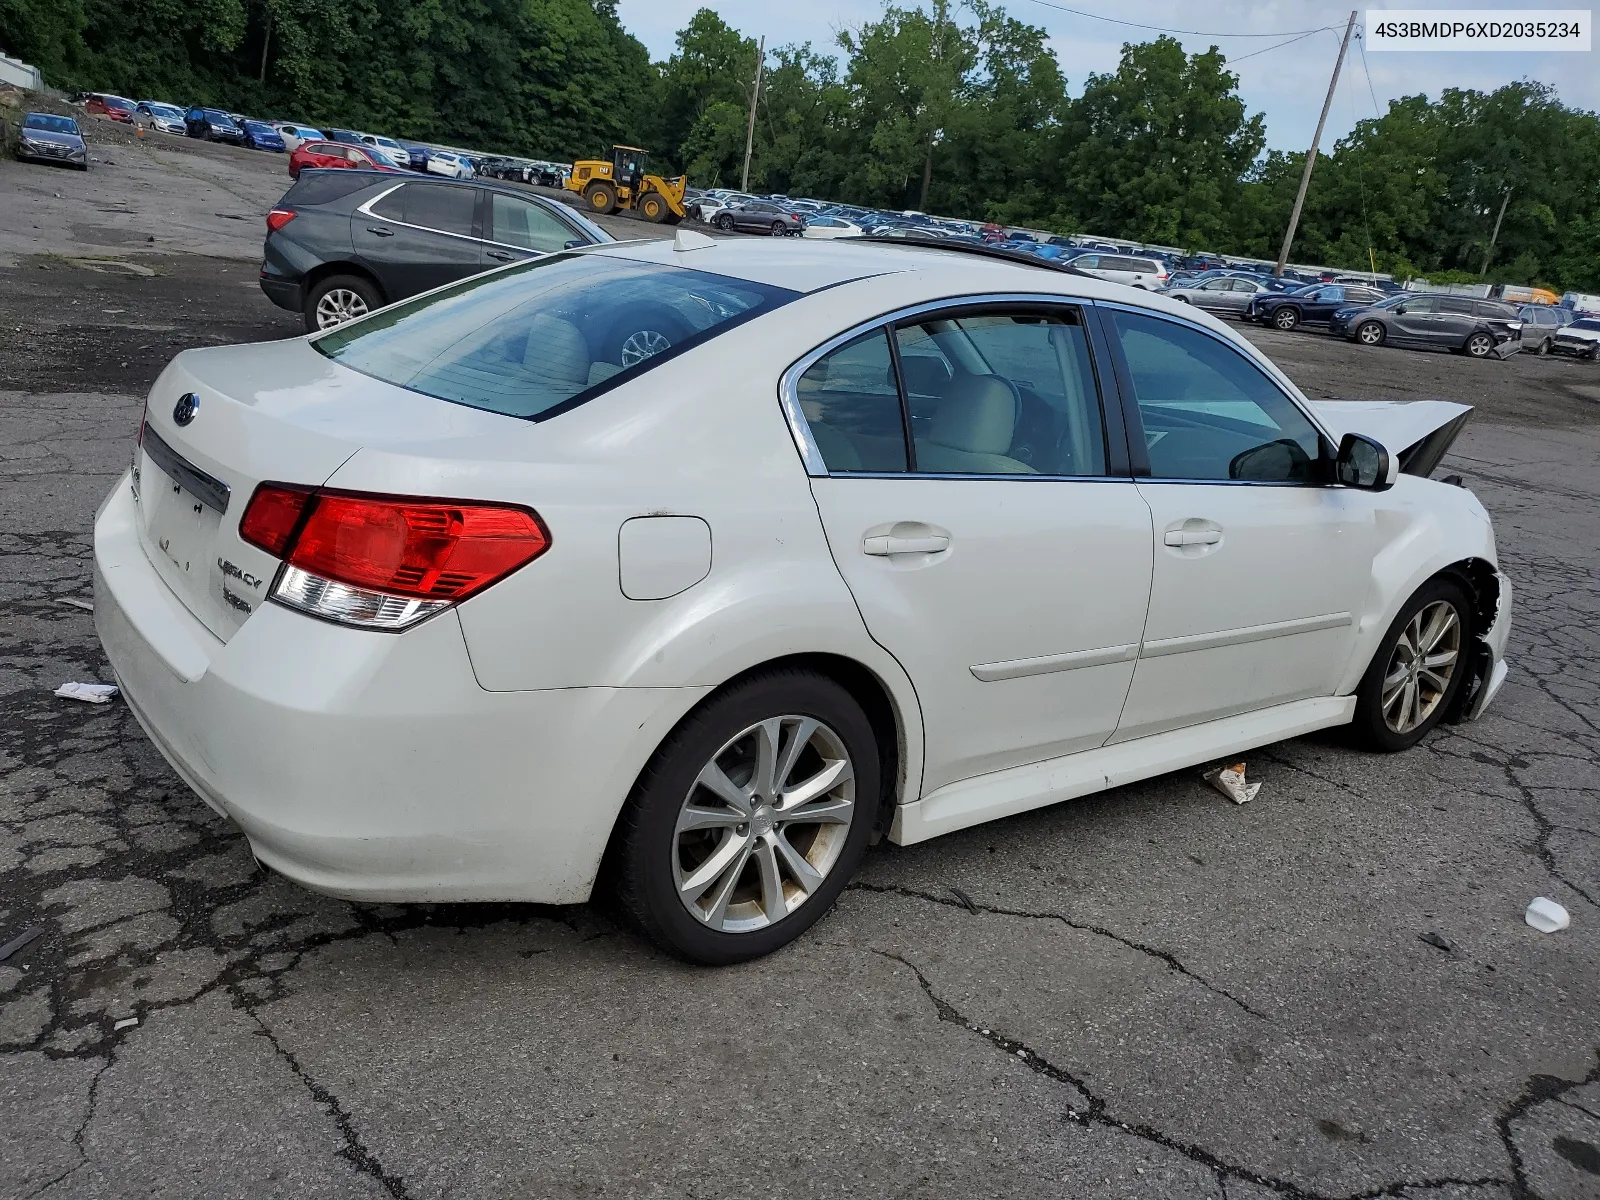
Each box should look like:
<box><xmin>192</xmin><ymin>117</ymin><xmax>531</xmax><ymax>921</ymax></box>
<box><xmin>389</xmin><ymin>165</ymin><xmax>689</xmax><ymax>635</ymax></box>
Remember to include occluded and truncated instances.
<box><xmin>1389</xmin><ymin>295</ymin><xmax>1440</xmax><ymax>344</ymax></box>
<box><xmin>1103</xmin><ymin>306</ymin><xmax>1378</xmax><ymax>740</ymax></box>
<box><xmin>481</xmin><ymin>192</ymin><xmax>585</xmax><ymax>267</ymax></box>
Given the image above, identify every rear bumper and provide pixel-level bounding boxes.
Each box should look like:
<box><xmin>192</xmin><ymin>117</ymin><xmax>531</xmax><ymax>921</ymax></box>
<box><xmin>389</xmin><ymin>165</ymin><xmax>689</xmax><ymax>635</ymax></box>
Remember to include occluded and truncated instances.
<box><xmin>258</xmin><ymin>273</ymin><xmax>302</xmax><ymax>314</ymax></box>
<box><xmin>94</xmin><ymin>473</ymin><xmax>709</xmax><ymax>903</ymax></box>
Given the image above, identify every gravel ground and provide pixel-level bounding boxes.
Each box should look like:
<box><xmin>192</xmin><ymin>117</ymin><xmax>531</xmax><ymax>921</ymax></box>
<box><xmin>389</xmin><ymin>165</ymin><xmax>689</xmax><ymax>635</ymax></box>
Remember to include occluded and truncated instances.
<box><xmin>1</xmin><ymin>126</ymin><xmax>1598</xmax><ymax>1200</ymax></box>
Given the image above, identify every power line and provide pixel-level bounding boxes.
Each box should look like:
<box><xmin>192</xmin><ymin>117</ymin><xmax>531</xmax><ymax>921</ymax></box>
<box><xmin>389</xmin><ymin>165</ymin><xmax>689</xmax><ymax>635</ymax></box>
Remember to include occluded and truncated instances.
<box><xmin>1355</xmin><ymin>29</ymin><xmax>1386</xmax><ymax>119</ymax></box>
<box><xmin>1014</xmin><ymin>0</ymin><xmax>1335</xmax><ymax>39</ymax></box>
<box><xmin>1229</xmin><ymin>28</ymin><xmax>1328</xmax><ymax>64</ymax></box>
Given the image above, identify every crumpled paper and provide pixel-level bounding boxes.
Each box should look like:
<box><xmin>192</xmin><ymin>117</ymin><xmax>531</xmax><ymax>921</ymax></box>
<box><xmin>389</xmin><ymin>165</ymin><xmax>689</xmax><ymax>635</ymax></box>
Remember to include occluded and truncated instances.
<box><xmin>1203</xmin><ymin>762</ymin><xmax>1261</xmax><ymax>805</ymax></box>
<box><xmin>55</xmin><ymin>682</ymin><xmax>119</xmax><ymax>704</ymax></box>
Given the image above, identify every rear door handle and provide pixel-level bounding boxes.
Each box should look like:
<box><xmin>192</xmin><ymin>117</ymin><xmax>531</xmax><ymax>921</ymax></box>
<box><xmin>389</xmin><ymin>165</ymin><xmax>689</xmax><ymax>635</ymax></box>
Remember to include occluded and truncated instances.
<box><xmin>486</xmin><ymin>249</ymin><xmax>517</xmax><ymax>262</ymax></box>
<box><xmin>1163</xmin><ymin>529</ymin><xmax>1222</xmax><ymax>547</ymax></box>
<box><xmin>366</xmin><ymin>225</ymin><xmax>394</xmax><ymax>237</ymax></box>
<box><xmin>863</xmin><ymin>534</ymin><xmax>949</xmax><ymax>556</ymax></box>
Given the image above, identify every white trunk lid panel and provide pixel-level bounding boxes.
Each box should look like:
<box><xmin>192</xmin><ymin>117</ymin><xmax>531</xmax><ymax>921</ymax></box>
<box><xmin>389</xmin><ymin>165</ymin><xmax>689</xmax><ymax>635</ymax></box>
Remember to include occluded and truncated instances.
<box><xmin>133</xmin><ymin>339</ymin><xmax>519</xmax><ymax>641</ymax></box>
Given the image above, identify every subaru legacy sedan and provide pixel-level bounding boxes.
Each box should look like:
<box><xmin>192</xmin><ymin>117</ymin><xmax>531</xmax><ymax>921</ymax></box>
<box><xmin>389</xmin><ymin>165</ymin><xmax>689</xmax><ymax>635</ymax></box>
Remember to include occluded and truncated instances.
<box><xmin>95</xmin><ymin>237</ymin><xmax>1511</xmax><ymax>964</ymax></box>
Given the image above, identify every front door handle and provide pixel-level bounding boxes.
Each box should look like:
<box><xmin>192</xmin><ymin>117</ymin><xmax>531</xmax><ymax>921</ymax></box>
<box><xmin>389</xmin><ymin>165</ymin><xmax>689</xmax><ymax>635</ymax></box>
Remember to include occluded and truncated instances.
<box><xmin>366</xmin><ymin>225</ymin><xmax>395</xmax><ymax>237</ymax></box>
<box><xmin>1163</xmin><ymin>529</ymin><xmax>1222</xmax><ymax>547</ymax></box>
<box><xmin>863</xmin><ymin>534</ymin><xmax>949</xmax><ymax>556</ymax></box>
<box><xmin>485</xmin><ymin>249</ymin><xmax>517</xmax><ymax>262</ymax></box>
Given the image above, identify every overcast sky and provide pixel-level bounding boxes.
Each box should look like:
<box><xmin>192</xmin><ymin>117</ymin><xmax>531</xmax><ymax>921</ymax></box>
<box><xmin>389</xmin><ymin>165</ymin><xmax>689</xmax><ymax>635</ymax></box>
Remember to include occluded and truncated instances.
<box><xmin>615</xmin><ymin>0</ymin><xmax>1598</xmax><ymax>152</ymax></box>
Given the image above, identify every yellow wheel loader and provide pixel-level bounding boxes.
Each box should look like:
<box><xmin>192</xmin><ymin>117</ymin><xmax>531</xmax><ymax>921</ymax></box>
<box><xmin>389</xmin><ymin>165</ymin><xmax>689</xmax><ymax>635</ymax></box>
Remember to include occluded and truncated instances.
<box><xmin>565</xmin><ymin>146</ymin><xmax>687</xmax><ymax>224</ymax></box>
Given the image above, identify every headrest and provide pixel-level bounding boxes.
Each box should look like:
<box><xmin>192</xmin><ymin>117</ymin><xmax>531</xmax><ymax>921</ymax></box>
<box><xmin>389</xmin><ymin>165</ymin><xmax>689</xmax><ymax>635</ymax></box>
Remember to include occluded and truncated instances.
<box><xmin>521</xmin><ymin>314</ymin><xmax>591</xmax><ymax>392</ymax></box>
<box><xmin>929</xmin><ymin>375</ymin><xmax>1016</xmax><ymax>455</ymax></box>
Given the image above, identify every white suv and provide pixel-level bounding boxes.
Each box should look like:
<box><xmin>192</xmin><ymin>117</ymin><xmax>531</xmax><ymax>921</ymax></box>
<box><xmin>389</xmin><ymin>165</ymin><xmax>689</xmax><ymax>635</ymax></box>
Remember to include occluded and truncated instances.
<box><xmin>1067</xmin><ymin>252</ymin><xmax>1169</xmax><ymax>289</ymax></box>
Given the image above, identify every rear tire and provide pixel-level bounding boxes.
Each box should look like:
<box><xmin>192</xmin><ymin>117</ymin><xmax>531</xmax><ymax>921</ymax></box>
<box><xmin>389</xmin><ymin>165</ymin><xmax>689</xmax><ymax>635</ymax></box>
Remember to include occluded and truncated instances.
<box><xmin>613</xmin><ymin>669</ymin><xmax>880</xmax><ymax>964</ymax></box>
<box><xmin>584</xmin><ymin>181</ymin><xmax>617</xmax><ymax>215</ymax></box>
<box><xmin>303</xmin><ymin>274</ymin><xmax>381</xmax><ymax>334</ymax></box>
<box><xmin>1350</xmin><ymin>578</ymin><xmax>1474</xmax><ymax>752</ymax></box>
<box><xmin>771</xmin><ymin>221</ymin><xmax>788</xmax><ymax>237</ymax></box>
<box><xmin>1356</xmin><ymin>320</ymin><xmax>1386</xmax><ymax>347</ymax></box>
<box><xmin>1273</xmin><ymin>307</ymin><xmax>1301</xmax><ymax>331</ymax></box>
<box><xmin>1536</xmin><ymin>337</ymin><xmax>1551</xmax><ymax>356</ymax></box>
<box><xmin>1465</xmin><ymin>332</ymin><xmax>1495</xmax><ymax>358</ymax></box>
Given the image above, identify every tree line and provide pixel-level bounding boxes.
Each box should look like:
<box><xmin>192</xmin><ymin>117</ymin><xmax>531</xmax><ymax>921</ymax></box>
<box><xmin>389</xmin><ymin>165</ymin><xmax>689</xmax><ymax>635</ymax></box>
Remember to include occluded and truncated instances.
<box><xmin>5</xmin><ymin>0</ymin><xmax>1597</xmax><ymax>291</ymax></box>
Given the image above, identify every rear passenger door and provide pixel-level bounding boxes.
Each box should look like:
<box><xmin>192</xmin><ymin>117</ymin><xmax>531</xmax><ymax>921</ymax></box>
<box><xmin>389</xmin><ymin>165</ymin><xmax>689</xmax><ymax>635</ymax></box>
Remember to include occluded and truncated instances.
<box><xmin>352</xmin><ymin>181</ymin><xmax>481</xmax><ymax>298</ymax></box>
<box><xmin>1435</xmin><ymin>297</ymin><xmax>1478</xmax><ymax>347</ymax></box>
<box><xmin>792</xmin><ymin>302</ymin><xmax>1154</xmax><ymax>794</ymax></box>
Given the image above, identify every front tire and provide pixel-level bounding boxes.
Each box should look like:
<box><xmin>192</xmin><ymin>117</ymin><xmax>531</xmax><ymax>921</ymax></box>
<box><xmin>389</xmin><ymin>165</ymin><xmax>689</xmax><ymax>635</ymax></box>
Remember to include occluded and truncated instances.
<box><xmin>613</xmin><ymin>670</ymin><xmax>880</xmax><ymax>964</ymax></box>
<box><xmin>1356</xmin><ymin>320</ymin><xmax>1386</xmax><ymax>347</ymax></box>
<box><xmin>1273</xmin><ymin>307</ymin><xmax>1301</xmax><ymax>331</ymax></box>
<box><xmin>713</xmin><ymin>213</ymin><xmax>734</xmax><ymax>231</ymax></box>
<box><xmin>1350</xmin><ymin>578</ymin><xmax>1473</xmax><ymax>752</ymax></box>
<box><xmin>638</xmin><ymin>192</ymin><xmax>669</xmax><ymax>223</ymax></box>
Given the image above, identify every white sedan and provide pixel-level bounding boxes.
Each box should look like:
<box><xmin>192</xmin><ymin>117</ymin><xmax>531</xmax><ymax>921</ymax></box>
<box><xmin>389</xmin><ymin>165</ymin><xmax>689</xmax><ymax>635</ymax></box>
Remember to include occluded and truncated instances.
<box><xmin>803</xmin><ymin>216</ymin><xmax>867</xmax><ymax>240</ymax></box>
<box><xmin>94</xmin><ymin>237</ymin><xmax>1511</xmax><ymax>964</ymax></box>
<box><xmin>425</xmin><ymin>151</ymin><xmax>473</xmax><ymax>179</ymax></box>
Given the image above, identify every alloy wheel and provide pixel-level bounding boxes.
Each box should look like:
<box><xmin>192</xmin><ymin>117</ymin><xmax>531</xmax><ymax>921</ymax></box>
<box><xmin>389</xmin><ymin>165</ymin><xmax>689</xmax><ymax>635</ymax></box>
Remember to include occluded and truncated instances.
<box><xmin>1275</xmin><ymin>308</ymin><xmax>1299</xmax><ymax>330</ymax></box>
<box><xmin>314</xmin><ymin>288</ymin><xmax>369</xmax><ymax>329</ymax></box>
<box><xmin>1467</xmin><ymin>333</ymin><xmax>1493</xmax><ymax>357</ymax></box>
<box><xmin>1358</xmin><ymin>321</ymin><xmax>1384</xmax><ymax>345</ymax></box>
<box><xmin>672</xmin><ymin>715</ymin><xmax>856</xmax><ymax>933</ymax></box>
<box><xmin>1380</xmin><ymin>600</ymin><xmax>1461</xmax><ymax>735</ymax></box>
<box><xmin>620</xmin><ymin>329</ymin><xmax>672</xmax><ymax>367</ymax></box>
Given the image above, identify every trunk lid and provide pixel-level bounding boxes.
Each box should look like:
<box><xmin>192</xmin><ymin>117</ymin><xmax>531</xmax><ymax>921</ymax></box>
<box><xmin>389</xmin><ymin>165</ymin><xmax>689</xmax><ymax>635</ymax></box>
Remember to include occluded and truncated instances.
<box><xmin>132</xmin><ymin>338</ymin><xmax>521</xmax><ymax>641</ymax></box>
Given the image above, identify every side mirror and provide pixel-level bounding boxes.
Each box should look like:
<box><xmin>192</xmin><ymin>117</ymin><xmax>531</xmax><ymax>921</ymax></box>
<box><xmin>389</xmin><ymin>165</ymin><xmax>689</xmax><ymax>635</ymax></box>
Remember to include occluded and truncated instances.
<box><xmin>564</xmin><ymin>239</ymin><xmax>586</xmax><ymax>250</ymax></box>
<box><xmin>1393</xmin><ymin>304</ymin><xmax>1408</xmax><ymax>315</ymax></box>
<box><xmin>1336</xmin><ymin>433</ymin><xmax>1396</xmax><ymax>490</ymax></box>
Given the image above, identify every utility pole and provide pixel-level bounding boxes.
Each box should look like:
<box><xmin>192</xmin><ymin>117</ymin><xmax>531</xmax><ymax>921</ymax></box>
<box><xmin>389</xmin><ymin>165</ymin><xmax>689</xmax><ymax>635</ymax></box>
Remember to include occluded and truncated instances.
<box><xmin>1274</xmin><ymin>10</ymin><xmax>1357</xmax><ymax>277</ymax></box>
<box><xmin>1480</xmin><ymin>186</ymin><xmax>1511</xmax><ymax>276</ymax></box>
<box><xmin>740</xmin><ymin>35</ymin><xmax>765</xmax><ymax>194</ymax></box>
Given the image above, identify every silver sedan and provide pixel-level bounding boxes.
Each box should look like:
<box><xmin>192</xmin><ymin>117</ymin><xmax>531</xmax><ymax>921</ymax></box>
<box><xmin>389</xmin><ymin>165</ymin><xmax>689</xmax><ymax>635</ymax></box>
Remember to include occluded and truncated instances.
<box><xmin>16</xmin><ymin>112</ymin><xmax>87</xmax><ymax>170</ymax></box>
<box><xmin>1164</xmin><ymin>276</ymin><xmax>1275</xmax><ymax>315</ymax></box>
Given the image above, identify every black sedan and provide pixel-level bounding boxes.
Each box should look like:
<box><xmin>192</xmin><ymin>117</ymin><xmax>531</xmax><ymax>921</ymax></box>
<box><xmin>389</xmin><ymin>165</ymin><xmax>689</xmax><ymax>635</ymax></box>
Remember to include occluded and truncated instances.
<box><xmin>259</xmin><ymin>170</ymin><xmax>612</xmax><ymax>332</ymax></box>
<box><xmin>708</xmin><ymin>201</ymin><xmax>806</xmax><ymax>236</ymax></box>
<box><xmin>1245</xmin><ymin>282</ymin><xmax>1387</xmax><ymax>331</ymax></box>
<box><xmin>184</xmin><ymin>107</ymin><xmax>245</xmax><ymax>144</ymax></box>
<box><xmin>1341</xmin><ymin>295</ymin><xmax>1524</xmax><ymax>359</ymax></box>
<box><xmin>16</xmin><ymin>112</ymin><xmax>87</xmax><ymax>170</ymax></box>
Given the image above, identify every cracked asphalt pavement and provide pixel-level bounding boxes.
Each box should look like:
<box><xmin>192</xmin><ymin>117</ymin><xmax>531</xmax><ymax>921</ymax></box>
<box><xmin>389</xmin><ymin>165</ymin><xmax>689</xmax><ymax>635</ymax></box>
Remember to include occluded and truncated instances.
<box><xmin>2</xmin><ymin>141</ymin><xmax>1598</xmax><ymax>1199</ymax></box>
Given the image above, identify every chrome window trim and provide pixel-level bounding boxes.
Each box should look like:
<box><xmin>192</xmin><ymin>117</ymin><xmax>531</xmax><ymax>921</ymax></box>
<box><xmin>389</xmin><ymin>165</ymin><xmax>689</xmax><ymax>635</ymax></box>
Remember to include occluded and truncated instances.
<box><xmin>778</xmin><ymin>291</ymin><xmax>1114</xmax><ymax>479</ymax></box>
<box><xmin>1094</xmin><ymin>298</ymin><xmax>1338</xmax><ymax>448</ymax></box>
<box><xmin>355</xmin><ymin>183</ymin><xmax>480</xmax><ymax>245</ymax></box>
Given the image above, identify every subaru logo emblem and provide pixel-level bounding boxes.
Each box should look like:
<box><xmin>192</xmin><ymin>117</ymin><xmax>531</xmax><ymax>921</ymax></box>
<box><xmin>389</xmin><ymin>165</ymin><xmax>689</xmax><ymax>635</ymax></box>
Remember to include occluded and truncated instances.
<box><xmin>173</xmin><ymin>392</ymin><xmax>199</xmax><ymax>426</ymax></box>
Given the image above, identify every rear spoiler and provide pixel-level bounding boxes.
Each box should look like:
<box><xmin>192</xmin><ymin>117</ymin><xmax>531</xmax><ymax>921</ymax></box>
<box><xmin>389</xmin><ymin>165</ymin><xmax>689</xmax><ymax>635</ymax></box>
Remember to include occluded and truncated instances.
<box><xmin>1306</xmin><ymin>400</ymin><xmax>1472</xmax><ymax>477</ymax></box>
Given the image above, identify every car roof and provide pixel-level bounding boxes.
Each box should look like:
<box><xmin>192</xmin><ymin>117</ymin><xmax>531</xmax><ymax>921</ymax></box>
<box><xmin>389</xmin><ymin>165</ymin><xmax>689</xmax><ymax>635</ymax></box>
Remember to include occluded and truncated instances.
<box><xmin>588</xmin><ymin>236</ymin><xmax>1197</xmax><ymax>304</ymax></box>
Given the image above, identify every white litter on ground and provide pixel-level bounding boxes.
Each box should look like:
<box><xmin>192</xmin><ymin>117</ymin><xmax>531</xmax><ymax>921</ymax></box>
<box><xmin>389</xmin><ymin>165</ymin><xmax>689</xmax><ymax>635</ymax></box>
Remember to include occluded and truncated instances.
<box><xmin>54</xmin><ymin>597</ymin><xmax>94</xmax><ymax>611</ymax></box>
<box><xmin>1203</xmin><ymin>762</ymin><xmax>1261</xmax><ymax>805</ymax></box>
<box><xmin>114</xmin><ymin>1017</ymin><xmax>139</xmax><ymax>1031</ymax></box>
<box><xmin>55</xmin><ymin>682</ymin><xmax>119</xmax><ymax>704</ymax></box>
<box><xmin>1525</xmin><ymin>897</ymin><xmax>1571</xmax><ymax>933</ymax></box>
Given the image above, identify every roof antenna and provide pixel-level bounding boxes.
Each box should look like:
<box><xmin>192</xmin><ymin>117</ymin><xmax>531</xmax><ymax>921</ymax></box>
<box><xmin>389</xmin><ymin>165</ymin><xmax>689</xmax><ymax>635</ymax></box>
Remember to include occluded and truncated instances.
<box><xmin>673</xmin><ymin>228</ymin><xmax>717</xmax><ymax>253</ymax></box>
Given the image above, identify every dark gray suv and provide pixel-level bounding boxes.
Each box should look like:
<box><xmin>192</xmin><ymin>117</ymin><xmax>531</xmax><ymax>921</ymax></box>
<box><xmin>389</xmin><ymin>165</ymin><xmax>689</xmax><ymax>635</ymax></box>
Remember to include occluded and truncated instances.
<box><xmin>1342</xmin><ymin>295</ymin><xmax>1524</xmax><ymax>359</ymax></box>
<box><xmin>260</xmin><ymin>170</ymin><xmax>611</xmax><ymax>331</ymax></box>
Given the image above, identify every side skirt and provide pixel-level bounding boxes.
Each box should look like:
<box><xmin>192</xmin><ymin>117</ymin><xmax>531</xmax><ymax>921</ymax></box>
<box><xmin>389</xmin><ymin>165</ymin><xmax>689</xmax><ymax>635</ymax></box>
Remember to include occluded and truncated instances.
<box><xmin>890</xmin><ymin>695</ymin><xmax>1355</xmax><ymax>845</ymax></box>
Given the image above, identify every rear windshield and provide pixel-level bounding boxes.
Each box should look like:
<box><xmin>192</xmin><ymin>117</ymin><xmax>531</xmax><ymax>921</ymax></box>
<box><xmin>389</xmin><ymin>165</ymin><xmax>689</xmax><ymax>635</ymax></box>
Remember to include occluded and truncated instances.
<box><xmin>314</xmin><ymin>253</ymin><xmax>799</xmax><ymax>420</ymax></box>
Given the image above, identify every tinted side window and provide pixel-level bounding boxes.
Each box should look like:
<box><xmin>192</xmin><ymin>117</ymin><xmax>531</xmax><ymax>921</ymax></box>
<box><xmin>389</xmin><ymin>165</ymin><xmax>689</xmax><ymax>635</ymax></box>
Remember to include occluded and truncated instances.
<box><xmin>896</xmin><ymin>310</ymin><xmax>1105</xmax><ymax>477</ymax></box>
<box><xmin>404</xmin><ymin>185</ymin><xmax>477</xmax><ymax>237</ymax></box>
<box><xmin>1111</xmin><ymin>310</ymin><xmax>1322</xmax><ymax>483</ymax></box>
<box><xmin>795</xmin><ymin>331</ymin><xmax>907</xmax><ymax>473</ymax></box>
<box><xmin>1438</xmin><ymin>297</ymin><xmax>1474</xmax><ymax>315</ymax></box>
<box><xmin>489</xmin><ymin>194</ymin><xmax>575</xmax><ymax>252</ymax></box>
<box><xmin>1401</xmin><ymin>296</ymin><xmax>1437</xmax><ymax>314</ymax></box>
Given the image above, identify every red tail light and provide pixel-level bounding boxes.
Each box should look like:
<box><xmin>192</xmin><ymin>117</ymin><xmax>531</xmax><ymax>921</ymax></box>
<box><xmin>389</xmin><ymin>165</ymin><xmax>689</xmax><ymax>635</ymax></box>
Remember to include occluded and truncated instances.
<box><xmin>240</xmin><ymin>485</ymin><xmax>549</xmax><ymax>630</ymax></box>
<box><xmin>266</xmin><ymin>208</ymin><xmax>296</xmax><ymax>232</ymax></box>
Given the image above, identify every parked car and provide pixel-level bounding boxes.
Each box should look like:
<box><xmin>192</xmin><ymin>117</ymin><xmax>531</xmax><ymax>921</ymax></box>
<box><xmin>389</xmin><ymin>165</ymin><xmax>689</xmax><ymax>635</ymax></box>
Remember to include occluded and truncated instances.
<box><xmin>710</xmin><ymin>201</ymin><xmax>806</xmax><ymax>236</ymax></box>
<box><xmin>1552</xmin><ymin>317</ymin><xmax>1600</xmax><ymax>359</ymax></box>
<box><xmin>1342</xmin><ymin>295</ymin><xmax>1524</xmax><ymax>359</ymax></box>
<box><xmin>238</xmin><ymin>119</ymin><xmax>286</xmax><ymax>152</ymax></box>
<box><xmin>1327</xmin><ymin>292</ymin><xmax>1409</xmax><ymax>337</ymax></box>
<box><xmin>86</xmin><ymin>94</ymin><xmax>136</xmax><ymax>123</ymax></box>
<box><xmin>1161</xmin><ymin>275</ymin><xmax>1279</xmax><ymax>315</ymax></box>
<box><xmin>287</xmin><ymin>141</ymin><xmax>401</xmax><ymax>179</ymax></box>
<box><xmin>1062</xmin><ymin>252</ymin><xmax>1168</xmax><ymax>289</ymax></box>
<box><xmin>425</xmin><ymin>151</ymin><xmax>475</xmax><ymax>179</ymax></box>
<box><xmin>135</xmin><ymin>101</ymin><xmax>186</xmax><ymax>134</ymax></box>
<box><xmin>99</xmin><ymin>238</ymin><xmax>1511</xmax><ymax>965</ymax></box>
<box><xmin>397</xmin><ymin>143</ymin><xmax>435</xmax><ymax>172</ymax></box>
<box><xmin>359</xmin><ymin>134</ymin><xmax>411</xmax><ymax>165</ymax></box>
<box><xmin>15</xmin><ymin>112</ymin><xmax>87</xmax><ymax>170</ymax></box>
<box><xmin>259</xmin><ymin>170</ymin><xmax>611</xmax><ymax>331</ymax></box>
<box><xmin>270</xmin><ymin>122</ymin><xmax>325</xmax><ymax>151</ymax></box>
<box><xmin>1245</xmin><ymin>283</ymin><xmax>1387</xmax><ymax>331</ymax></box>
<box><xmin>185</xmin><ymin>107</ymin><xmax>245</xmax><ymax>144</ymax></box>
<box><xmin>1516</xmin><ymin>304</ymin><xmax>1569</xmax><ymax>356</ymax></box>
<box><xmin>802</xmin><ymin>216</ymin><xmax>871</xmax><ymax>240</ymax></box>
